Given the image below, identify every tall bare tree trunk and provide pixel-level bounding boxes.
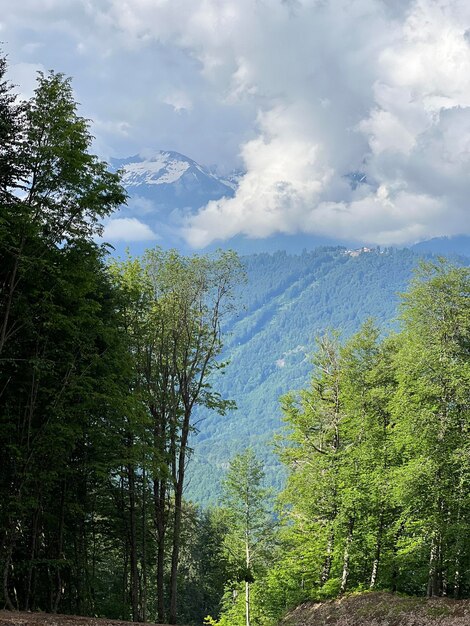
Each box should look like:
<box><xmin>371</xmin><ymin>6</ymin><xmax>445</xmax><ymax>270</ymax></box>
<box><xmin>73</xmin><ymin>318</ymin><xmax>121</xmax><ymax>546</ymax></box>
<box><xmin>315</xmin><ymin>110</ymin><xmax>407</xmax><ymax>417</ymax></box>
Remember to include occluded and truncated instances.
<box><xmin>141</xmin><ymin>466</ymin><xmax>147</xmax><ymax>622</ymax></box>
<box><xmin>128</xmin><ymin>460</ymin><xmax>141</xmax><ymax>621</ymax></box>
<box><xmin>169</xmin><ymin>481</ymin><xmax>183</xmax><ymax>625</ymax></box>
<box><xmin>151</xmin><ymin>403</ymin><xmax>170</xmax><ymax>624</ymax></box>
<box><xmin>153</xmin><ymin>471</ymin><xmax>169</xmax><ymax>621</ymax></box>
<box><xmin>245</xmin><ymin>531</ymin><xmax>251</xmax><ymax>626</ymax></box>
<box><xmin>2</xmin><ymin>541</ymin><xmax>15</xmax><ymax>611</ymax></box>
<box><xmin>340</xmin><ymin>516</ymin><xmax>354</xmax><ymax>594</ymax></box>
<box><xmin>169</xmin><ymin>411</ymin><xmax>190</xmax><ymax>625</ymax></box>
<box><xmin>245</xmin><ymin>581</ymin><xmax>251</xmax><ymax>626</ymax></box>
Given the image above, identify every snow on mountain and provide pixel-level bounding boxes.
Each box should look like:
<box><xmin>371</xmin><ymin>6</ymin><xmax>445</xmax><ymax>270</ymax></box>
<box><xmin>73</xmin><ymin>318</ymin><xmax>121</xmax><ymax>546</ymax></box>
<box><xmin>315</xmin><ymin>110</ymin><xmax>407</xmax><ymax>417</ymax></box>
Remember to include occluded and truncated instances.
<box><xmin>121</xmin><ymin>155</ymin><xmax>191</xmax><ymax>186</ymax></box>
<box><xmin>105</xmin><ymin>151</ymin><xmax>360</xmax><ymax>254</ymax></box>
<box><xmin>112</xmin><ymin>151</ymin><xmax>236</xmax><ymax>199</ymax></box>
<box><xmin>218</xmin><ymin>170</ymin><xmax>244</xmax><ymax>191</ymax></box>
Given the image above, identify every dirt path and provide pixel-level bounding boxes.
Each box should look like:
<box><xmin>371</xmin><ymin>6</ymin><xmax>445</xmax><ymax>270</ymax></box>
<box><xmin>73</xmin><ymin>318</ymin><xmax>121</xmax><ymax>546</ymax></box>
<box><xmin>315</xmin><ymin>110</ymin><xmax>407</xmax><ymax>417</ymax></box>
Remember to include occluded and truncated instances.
<box><xmin>280</xmin><ymin>592</ymin><xmax>470</xmax><ymax>626</ymax></box>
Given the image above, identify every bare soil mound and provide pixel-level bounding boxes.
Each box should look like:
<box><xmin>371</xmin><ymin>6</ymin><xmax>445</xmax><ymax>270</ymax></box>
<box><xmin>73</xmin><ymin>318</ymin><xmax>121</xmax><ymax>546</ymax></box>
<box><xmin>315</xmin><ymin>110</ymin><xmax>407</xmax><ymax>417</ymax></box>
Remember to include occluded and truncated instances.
<box><xmin>280</xmin><ymin>592</ymin><xmax>470</xmax><ymax>626</ymax></box>
<box><xmin>0</xmin><ymin>611</ymin><xmax>170</xmax><ymax>626</ymax></box>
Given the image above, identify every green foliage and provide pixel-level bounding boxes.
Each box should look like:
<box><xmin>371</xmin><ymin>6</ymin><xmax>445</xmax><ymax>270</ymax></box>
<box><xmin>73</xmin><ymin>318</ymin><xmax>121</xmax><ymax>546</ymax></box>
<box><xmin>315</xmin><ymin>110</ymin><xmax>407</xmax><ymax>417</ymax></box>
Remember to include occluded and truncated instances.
<box><xmin>221</xmin><ymin>449</ymin><xmax>274</xmax><ymax>572</ymax></box>
<box><xmin>109</xmin><ymin>247</ymin><xmax>243</xmax><ymax>623</ymax></box>
<box><xmin>0</xmin><ymin>54</ymin><xmax>242</xmax><ymax>624</ymax></box>
<box><xmin>2</xmin><ymin>50</ymin><xmax>470</xmax><ymax>626</ymax></box>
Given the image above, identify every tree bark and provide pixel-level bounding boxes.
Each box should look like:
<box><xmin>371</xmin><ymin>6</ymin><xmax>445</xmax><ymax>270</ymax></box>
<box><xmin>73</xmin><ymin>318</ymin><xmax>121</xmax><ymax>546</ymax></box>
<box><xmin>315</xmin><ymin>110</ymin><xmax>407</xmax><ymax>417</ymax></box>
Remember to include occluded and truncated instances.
<box><xmin>141</xmin><ymin>465</ymin><xmax>148</xmax><ymax>622</ymax></box>
<box><xmin>2</xmin><ymin>542</ymin><xmax>15</xmax><ymax>611</ymax></box>
<box><xmin>169</xmin><ymin>482</ymin><xmax>183</xmax><ymax>625</ymax></box>
<box><xmin>427</xmin><ymin>532</ymin><xmax>440</xmax><ymax>598</ymax></box>
<box><xmin>149</xmin><ymin>399</ymin><xmax>171</xmax><ymax>624</ymax></box>
<box><xmin>128</xmin><ymin>460</ymin><xmax>141</xmax><ymax>622</ymax></box>
<box><xmin>370</xmin><ymin>509</ymin><xmax>384</xmax><ymax>589</ymax></box>
<box><xmin>245</xmin><ymin>581</ymin><xmax>251</xmax><ymax>626</ymax></box>
<box><xmin>320</xmin><ymin>527</ymin><xmax>334</xmax><ymax>585</ymax></box>
<box><xmin>169</xmin><ymin>410</ymin><xmax>191</xmax><ymax>625</ymax></box>
<box><xmin>154</xmin><ymin>479</ymin><xmax>167</xmax><ymax>626</ymax></box>
<box><xmin>245</xmin><ymin>528</ymin><xmax>251</xmax><ymax>626</ymax></box>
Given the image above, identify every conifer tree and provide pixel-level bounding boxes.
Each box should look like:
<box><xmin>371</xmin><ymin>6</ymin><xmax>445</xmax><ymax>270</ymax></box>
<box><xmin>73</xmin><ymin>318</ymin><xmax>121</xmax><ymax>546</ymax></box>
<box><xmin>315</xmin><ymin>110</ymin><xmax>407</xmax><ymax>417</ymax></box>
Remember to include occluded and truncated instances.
<box><xmin>218</xmin><ymin>449</ymin><xmax>274</xmax><ymax>626</ymax></box>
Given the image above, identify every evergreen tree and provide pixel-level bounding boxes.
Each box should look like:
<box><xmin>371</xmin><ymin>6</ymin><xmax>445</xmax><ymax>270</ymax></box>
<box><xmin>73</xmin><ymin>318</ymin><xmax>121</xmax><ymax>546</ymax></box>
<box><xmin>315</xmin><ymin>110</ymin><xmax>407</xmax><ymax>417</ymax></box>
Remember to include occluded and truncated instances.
<box><xmin>273</xmin><ymin>260</ymin><xmax>470</xmax><ymax>618</ymax></box>
<box><xmin>279</xmin><ymin>333</ymin><xmax>344</xmax><ymax>595</ymax></box>
<box><xmin>212</xmin><ymin>449</ymin><xmax>274</xmax><ymax>626</ymax></box>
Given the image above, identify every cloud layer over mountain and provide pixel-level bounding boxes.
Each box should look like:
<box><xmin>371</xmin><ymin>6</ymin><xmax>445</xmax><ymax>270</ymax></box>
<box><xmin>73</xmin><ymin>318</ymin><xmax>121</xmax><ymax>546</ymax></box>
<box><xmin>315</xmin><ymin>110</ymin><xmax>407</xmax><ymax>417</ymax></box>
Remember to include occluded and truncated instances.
<box><xmin>3</xmin><ymin>0</ymin><xmax>470</xmax><ymax>246</ymax></box>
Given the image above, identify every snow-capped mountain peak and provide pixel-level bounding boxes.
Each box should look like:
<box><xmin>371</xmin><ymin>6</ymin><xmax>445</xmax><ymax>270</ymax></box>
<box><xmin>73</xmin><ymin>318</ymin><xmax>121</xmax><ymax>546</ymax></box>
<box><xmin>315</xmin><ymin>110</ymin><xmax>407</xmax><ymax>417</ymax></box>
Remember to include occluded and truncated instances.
<box><xmin>114</xmin><ymin>151</ymin><xmax>211</xmax><ymax>187</ymax></box>
<box><xmin>113</xmin><ymin>150</ymin><xmax>245</xmax><ymax>190</ymax></box>
<box><xmin>122</xmin><ymin>156</ymin><xmax>189</xmax><ymax>186</ymax></box>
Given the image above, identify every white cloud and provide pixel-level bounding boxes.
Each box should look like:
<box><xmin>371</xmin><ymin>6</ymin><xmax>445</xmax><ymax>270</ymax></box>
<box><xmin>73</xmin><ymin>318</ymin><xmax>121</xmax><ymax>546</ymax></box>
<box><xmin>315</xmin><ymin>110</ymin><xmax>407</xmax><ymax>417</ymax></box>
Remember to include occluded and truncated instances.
<box><xmin>102</xmin><ymin>217</ymin><xmax>158</xmax><ymax>242</ymax></box>
<box><xmin>162</xmin><ymin>90</ymin><xmax>192</xmax><ymax>113</ymax></box>
<box><xmin>3</xmin><ymin>0</ymin><xmax>470</xmax><ymax>245</ymax></box>
<box><xmin>126</xmin><ymin>196</ymin><xmax>157</xmax><ymax>216</ymax></box>
<box><xmin>179</xmin><ymin>0</ymin><xmax>470</xmax><ymax>246</ymax></box>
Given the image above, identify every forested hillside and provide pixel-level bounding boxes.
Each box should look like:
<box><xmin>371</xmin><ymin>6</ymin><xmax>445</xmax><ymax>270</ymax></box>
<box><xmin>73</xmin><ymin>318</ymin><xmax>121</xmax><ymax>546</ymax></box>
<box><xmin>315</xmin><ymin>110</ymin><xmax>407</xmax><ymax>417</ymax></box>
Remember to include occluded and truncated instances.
<box><xmin>188</xmin><ymin>247</ymin><xmax>433</xmax><ymax>504</ymax></box>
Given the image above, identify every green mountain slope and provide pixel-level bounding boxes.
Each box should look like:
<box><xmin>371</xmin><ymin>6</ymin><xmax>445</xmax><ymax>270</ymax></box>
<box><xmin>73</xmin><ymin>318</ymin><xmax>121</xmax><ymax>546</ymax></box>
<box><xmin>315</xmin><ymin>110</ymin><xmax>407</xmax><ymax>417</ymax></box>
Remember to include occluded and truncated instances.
<box><xmin>186</xmin><ymin>247</ymin><xmax>430</xmax><ymax>505</ymax></box>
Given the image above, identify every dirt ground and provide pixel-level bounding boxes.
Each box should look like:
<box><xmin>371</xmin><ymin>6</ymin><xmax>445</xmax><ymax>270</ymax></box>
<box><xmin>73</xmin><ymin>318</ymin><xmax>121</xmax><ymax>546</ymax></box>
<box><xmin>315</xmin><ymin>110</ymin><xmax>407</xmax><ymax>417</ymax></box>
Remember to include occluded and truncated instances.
<box><xmin>0</xmin><ymin>611</ymin><xmax>171</xmax><ymax>626</ymax></box>
<box><xmin>280</xmin><ymin>592</ymin><xmax>470</xmax><ymax>626</ymax></box>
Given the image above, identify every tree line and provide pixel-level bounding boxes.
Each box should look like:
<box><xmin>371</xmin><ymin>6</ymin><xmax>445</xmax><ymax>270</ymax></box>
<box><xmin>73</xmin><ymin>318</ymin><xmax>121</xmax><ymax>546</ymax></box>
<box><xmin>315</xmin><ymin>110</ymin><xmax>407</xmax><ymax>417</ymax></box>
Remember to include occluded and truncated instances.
<box><xmin>0</xmin><ymin>54</ymin><xmax>243</xmax><ymax>624</ymax></box>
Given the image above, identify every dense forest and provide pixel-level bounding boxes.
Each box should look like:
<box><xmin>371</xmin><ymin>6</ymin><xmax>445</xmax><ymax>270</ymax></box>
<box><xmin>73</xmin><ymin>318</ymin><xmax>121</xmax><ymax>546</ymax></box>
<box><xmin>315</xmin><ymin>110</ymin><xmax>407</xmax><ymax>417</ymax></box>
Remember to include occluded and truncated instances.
<box><xmin>1</xmin><ymin>55</ymin><xmax>470</xmax><ymax>626</ymax></box>
<box><xmin>205</xmin><ymin>260</ymin><xmax>470</xmax><ymax>626</ymax></box>
<box><xmin>0</xmin><ymin>56</ymin><xmax>242</xmax><ymax>624</ymax></box>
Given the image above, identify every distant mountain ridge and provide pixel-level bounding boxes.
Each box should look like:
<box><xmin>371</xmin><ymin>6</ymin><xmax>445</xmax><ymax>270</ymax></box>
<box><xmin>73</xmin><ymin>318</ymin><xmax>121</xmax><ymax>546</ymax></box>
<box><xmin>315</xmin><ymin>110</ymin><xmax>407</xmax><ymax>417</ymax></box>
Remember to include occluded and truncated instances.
<box><xmin>106</xmin><ymin>151</ymin><xmax>241</xmax><ymax>254</ymax></box>
<box><xmin>107</xmin><ymin>150</ymin><xmax>470</xmax><ymax>258</ymax></box>
<box><xmin>411</xmin><ymin>235</ymin><xmax>470</xmax><ymax>257</ymax></box>
<box><xmin>105</xmin><ymin>150</ymin><xmax>364</xmax><ymax>255</ymax></box>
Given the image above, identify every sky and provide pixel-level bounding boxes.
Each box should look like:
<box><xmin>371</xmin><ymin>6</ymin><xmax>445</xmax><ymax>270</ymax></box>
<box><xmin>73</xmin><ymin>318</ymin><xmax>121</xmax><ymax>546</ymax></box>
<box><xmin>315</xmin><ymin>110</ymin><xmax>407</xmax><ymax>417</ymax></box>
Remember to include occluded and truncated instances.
<box><xmin>2</xmin><ymin>0</ymin><xmax>470</xmax><ymax>247</ymax></box>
